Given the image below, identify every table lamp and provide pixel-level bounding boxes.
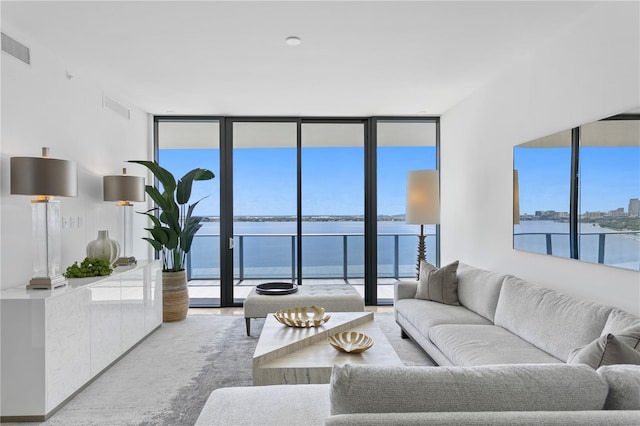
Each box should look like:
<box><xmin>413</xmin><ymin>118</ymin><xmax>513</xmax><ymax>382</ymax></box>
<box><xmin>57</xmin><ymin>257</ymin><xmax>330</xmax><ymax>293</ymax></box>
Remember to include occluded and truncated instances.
<box><xmin>406</xmin><ymin>170</ymin><xmax>440</xmax><ymax>279</ymax></box>
<box><xmin>10</xmin><ymin>147</ymin><xmax>77</xmax><ymax>289</ymax></box>
<box><xmin>103</xmin><ymin>167</ymin><xmax>145</xmax><ymax>266</ymax></box>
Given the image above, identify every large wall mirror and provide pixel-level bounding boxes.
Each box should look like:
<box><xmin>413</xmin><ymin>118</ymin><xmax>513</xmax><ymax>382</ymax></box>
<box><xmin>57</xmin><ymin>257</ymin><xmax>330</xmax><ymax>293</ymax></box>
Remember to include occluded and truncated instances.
<box><xmin>513</xmin><ymin>111</ymin><xmax>640</xmax><ymax>271</ymax></box>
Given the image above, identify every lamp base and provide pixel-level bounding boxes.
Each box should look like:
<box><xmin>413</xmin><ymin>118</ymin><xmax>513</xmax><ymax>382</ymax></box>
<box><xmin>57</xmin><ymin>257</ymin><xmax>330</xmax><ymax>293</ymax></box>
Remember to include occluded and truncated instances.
<box><xmin>415</xmin><ymin>225</ymin><xmax>427</xmax><ymax>280</ymax></box>
<box><xmin>115</xmin><ymin>256</ymin><xmax>137</xmax><ymax>266</ymax></box>
<box><xmin>27</xmin><ymin>275</ymin><xmax>68</xmax><ymax>290</ymax></box>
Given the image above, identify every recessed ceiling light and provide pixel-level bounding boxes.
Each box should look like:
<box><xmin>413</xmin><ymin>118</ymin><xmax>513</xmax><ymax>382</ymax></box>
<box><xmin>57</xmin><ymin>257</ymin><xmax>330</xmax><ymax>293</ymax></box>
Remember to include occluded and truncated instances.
<box><xmin>285</xmin><ymin>36</ymin><xmax>301</xmax><ymax>46</ymax></box>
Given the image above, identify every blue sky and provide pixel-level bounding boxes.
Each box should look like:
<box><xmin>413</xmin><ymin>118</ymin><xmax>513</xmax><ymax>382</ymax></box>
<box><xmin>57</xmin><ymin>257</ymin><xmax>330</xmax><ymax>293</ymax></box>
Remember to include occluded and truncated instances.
<box><xmin>515</xmin><ymin>146</ymin><xmax>640</xmax><ymax>214</ymax></box>
<box><xmin>159</xmin><ymin>146</ymin><xmax>436</xmax><ymax>216</ymax></box>
<box><xmin>161</xmin><ymin>144</ymin><xmax>639</xmax><ymax>217</ymax></box>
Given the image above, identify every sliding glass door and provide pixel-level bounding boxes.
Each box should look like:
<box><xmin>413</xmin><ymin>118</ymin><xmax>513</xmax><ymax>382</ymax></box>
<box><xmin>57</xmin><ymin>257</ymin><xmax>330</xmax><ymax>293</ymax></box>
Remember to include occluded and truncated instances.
<box><xmin>232</xmin><ymin>121</ymin><xmax>298</xmax><ymax>303</ymax></box>
<box><xmin>301</xmin><ymin>122</ymin><xmax>365</xmax><ymax>293</ymax></box>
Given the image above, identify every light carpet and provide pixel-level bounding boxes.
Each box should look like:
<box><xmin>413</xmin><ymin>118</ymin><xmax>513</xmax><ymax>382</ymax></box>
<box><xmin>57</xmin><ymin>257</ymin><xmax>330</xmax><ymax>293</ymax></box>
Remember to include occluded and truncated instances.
<box><xmin>11</xmin><ymin>312</ymin><xmax>433</xmax><ymax>426</ymax></box>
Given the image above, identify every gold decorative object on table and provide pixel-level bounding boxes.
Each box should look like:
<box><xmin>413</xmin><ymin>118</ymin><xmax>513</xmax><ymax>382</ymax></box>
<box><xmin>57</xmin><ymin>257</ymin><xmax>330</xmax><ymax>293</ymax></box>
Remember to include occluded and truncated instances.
<box><xmin>328</xmin><ymin>331</ymin><xmax>374</xmax><ymax>353</ymax></box>
<box><xmin>273</xmin><ymin>306</ymin><xmax>331</xmax><ymax>328</ymax></box>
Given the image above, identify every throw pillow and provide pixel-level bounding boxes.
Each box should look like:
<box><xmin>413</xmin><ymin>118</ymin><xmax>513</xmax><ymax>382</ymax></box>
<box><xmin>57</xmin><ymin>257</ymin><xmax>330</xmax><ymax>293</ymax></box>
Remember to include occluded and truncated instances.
<box><xmin>568</xmin><ymin>334</ymin><xmax>640</xmax><ymax>369</ymax></box>
<box><xmin>616</xmin><ymin>324</ymin><xmax>640</xmax><ymax>350</ymax></box>
<box><xmin>414</xmin><ymin>260</ymin><xmax>459</xmax><ymax>305</ymax></box>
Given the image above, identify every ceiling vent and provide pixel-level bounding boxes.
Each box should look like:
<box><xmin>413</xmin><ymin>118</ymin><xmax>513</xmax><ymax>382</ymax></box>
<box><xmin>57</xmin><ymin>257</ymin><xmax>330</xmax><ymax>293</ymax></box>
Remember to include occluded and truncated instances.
<box><xmin>103</xmin><ymin>94</ymin><xmax>131</xmax><ymax>120</ymax></box>
<box><xmin>2</xmin><ymin>32</ymin><xmax>30</xmax><ymax>65</ymax></box>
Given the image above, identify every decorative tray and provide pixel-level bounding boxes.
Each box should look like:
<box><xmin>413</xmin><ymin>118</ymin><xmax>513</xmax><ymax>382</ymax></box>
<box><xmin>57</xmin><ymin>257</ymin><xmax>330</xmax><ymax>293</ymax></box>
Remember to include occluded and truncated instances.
<box><xmin>273</xmin><ymin>306</ymin><xmax>331</xmax><ymax>328</ymax></box>
<box><xmin>256</xmin><ymin>282</ymin><xmax>298</xmax><ymax>295</ymax></box>
<box><xmin>328</xmin><ymin>331</ymin><xmax>374</xmax><ymax>353</ymax></box>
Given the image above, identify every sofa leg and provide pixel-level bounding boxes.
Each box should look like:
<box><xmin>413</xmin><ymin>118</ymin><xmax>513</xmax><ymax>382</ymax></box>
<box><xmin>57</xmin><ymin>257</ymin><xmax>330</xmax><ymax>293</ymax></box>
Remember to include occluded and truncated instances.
<box><xmin>245</xmin><ymin>318</ymin><xmax>251</xmax><ymax>336</ymax></box>
<box><xmin>401</xmin><ymin>329</ymin><xmax>409</xmax><ymax>339</ymax></box>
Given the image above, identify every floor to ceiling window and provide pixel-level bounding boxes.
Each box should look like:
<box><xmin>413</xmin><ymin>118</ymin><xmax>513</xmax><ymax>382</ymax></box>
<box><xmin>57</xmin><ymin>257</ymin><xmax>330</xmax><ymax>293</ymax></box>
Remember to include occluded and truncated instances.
<box><xmin>301</xmin><ymin>122</ymin><xmax>366</xmax><ymax>294</ymax></box>
<box><xmin>375</xmin><ymin>119</ymin><xmax>438</xmax><ymax>303</ymax></box>
<box><xmin>155</xmin><ymin>116</ymin><xmax>439</xmax><ymax>307</ymax></box>
<box><xmin>156</xmin><ymin>119</ymin><xmax>221</xmax><ymax>306</ymax></box>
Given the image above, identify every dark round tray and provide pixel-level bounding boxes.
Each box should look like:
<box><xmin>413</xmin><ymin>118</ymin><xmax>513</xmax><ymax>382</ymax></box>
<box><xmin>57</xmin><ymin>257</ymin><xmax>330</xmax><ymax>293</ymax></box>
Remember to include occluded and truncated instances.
<box><xmin>256</xmin><ymin>282</ymin><xmax>298</xmax><ymax>295</ymax></box>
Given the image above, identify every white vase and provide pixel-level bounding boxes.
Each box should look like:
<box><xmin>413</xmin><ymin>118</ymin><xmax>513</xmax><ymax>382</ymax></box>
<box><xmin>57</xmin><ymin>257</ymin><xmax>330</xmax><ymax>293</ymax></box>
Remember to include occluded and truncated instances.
<box><xmin>86</xmin><ymin>230</ymin><xmax>120</xmax><ymax>264</ymax></box>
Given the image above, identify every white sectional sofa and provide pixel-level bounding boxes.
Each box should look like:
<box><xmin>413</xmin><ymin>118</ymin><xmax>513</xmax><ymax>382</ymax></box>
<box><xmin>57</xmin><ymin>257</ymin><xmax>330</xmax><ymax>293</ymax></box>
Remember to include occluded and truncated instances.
<box><xmin>195</xmin><ymin>263</ymin><xmax>640</xmax><ymax>425</ymax></box>
<box><xmin>196</xmin><ymin>363</ymin><xmax>640</xmax><ymax>425</ymax></box>
<box><xmin>394</xmin><ymin>262</ymin><xmax>640</xmax><ymax>366</ymax></box>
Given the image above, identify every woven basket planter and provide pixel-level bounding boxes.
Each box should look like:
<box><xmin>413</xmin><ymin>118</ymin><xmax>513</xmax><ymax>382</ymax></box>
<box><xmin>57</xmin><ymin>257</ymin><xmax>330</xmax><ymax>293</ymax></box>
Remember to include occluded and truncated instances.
<box><xmin>162</xmin><ymin>270</ymin><xmax>189</xmax><ymax>322</ymax></box>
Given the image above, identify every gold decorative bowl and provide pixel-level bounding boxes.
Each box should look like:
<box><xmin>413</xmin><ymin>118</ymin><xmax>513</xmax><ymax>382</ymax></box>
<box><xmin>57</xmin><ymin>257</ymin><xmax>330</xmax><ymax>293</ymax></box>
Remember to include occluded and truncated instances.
<box><xmin>328</xmin><ymin>331</ymin><xmax>374</xmax><ymax>353</ymax></box>
<box><xmin>273</xmin><ymin>306</ymin><xmax>331</xmax><ymax>328</ymax></box>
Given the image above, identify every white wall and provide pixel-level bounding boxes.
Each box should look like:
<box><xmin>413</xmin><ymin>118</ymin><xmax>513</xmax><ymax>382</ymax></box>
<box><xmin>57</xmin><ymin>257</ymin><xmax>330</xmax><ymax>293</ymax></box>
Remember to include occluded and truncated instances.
<box><xmin>1</xmin><ymin>24</ymin><xmax>152</xmax><ymax>290</ymax></box>
<box><xmin>441</xmin><ymin>2</ymin><xmax>640</xmax><ymax>315</ymax></box>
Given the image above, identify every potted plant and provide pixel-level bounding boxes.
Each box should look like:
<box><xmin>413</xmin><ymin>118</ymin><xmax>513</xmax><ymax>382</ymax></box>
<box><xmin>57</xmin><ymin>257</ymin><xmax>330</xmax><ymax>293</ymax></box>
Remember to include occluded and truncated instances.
<box><xmin>129</xmin><ymin>160</ymin><xmax>214</xmax><ymax>322</ymax></box>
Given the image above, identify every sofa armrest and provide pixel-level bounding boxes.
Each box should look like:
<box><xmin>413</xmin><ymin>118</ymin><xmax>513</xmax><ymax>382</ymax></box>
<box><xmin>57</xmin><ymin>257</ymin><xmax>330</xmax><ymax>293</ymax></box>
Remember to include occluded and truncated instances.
<box><xmin>196</xmin><ymin>384</ymin><xmax>329</xmax><ymax>426</ymax></box>
<box><xmin>394</xmin><ymin>280</ymin><xmax>417</xmax><ymax>301</ymax></box>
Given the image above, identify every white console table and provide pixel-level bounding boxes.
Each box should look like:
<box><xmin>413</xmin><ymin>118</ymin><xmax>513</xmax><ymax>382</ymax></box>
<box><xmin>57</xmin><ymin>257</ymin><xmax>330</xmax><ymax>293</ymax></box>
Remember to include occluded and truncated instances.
<box><xmin>1</xmin><ymin>260</ymin><xmax>162</xmax><ymax>421</ymax></box>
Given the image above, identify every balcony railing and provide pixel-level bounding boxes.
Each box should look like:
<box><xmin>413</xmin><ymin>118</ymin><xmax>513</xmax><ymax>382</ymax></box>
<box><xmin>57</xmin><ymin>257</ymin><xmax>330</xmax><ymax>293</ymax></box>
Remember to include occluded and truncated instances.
<box><xmin>186</xmin><ymin>232</ymin><xmax>437</xmax><ymax>281</ymax></box>
<box><xmin>514</xmin><ymin>231</ymin><xmax>640</xmax><ymax>267</ymax></box>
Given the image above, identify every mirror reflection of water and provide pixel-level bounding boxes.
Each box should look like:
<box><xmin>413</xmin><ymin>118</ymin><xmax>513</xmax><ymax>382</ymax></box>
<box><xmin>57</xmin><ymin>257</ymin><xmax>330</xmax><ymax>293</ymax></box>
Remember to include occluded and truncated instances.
<box><xmin>514</xmin><ymin>220</ymin><xmax>640</xmax><ymax>270</ymax></box>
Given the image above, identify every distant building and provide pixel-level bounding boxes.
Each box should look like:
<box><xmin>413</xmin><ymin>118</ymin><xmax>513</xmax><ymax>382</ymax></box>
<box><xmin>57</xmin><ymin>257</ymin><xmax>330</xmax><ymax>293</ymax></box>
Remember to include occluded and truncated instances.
<box><xmin>583</xmin><ymin>211</ymin><xmax>605</xmax><ymax>219</ymax></box>
<box><xmin>533</xmin><ymin>210</ymin><xmax>569</xmax><ymax>220</ymax></box>
<box><xmin>630</xmin><ymin>198</ymin><xmax>640</xmax><ymax>217</ymax></box>
<box><xmin>609</xmin><ymin>208</ymin><xmax>625</xmax><ymax>217</ymax></box>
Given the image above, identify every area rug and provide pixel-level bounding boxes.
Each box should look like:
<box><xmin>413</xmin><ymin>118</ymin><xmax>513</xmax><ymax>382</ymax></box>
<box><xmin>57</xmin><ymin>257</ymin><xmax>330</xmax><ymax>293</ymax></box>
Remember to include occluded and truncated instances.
<box><xmin>16</xmin><ymin>312</ymin><xmax>433</xmax><ymax>426</ymax></box>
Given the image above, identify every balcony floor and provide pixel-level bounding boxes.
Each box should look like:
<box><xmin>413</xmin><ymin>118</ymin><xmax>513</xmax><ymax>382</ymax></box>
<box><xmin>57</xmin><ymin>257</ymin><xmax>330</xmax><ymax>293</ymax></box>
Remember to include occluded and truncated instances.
<box><xmin>187</xmin><ymin>278</ymin><xmax>403</xmax><ymax>301</ymax></box>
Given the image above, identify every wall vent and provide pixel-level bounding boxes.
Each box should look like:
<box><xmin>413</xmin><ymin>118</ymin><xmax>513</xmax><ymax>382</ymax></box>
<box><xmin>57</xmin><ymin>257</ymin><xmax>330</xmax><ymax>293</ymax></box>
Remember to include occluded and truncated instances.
<box><xmin>2</xmin><ymin>32</ymin><xmax>31</xmax><ymax>65</ymax></box>
<box><xmin>103</xmin><ymin>94</ymin><xmax>131</xmax><ymax>120</ymax></box>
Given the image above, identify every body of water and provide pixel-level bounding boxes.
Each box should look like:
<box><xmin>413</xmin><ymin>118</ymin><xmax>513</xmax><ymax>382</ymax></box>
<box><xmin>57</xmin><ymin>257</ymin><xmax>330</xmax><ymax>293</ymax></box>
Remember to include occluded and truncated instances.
<box><xmin>190</xmin><ymin>221</ymin><xmax>435</xmax><ymax>279</ymax></box>
<box><xmin>187</xmin><ymin>220</ymin><xmax>639</xmax><ymax>279</ymax></box>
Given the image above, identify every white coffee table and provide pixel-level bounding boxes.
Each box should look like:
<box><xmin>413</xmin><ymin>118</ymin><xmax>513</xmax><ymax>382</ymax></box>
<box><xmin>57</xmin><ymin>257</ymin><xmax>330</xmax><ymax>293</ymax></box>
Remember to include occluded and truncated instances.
<box><xmin>252</xmin><ymin>311</ymin><xmax>403</xmax><ymax>385</ymax></box>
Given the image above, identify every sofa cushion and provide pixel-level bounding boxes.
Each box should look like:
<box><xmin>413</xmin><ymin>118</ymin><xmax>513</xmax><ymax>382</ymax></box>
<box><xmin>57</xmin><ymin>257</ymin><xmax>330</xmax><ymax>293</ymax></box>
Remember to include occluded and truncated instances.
<box><xmin>597</xmin><ymin>365</ymin><xmax>640</xmax><ymax>410</ymax></box>
<box><xmin>394</xmin><ymin>298</ymin><xmax>492</xmax><ymax>342</ymax></box>
<box><xmin>428</xmin><ymin>324</ymin><xmax>562</xmax><ymax>366</ymax></box>
<box><xmin>415</xmin><ymin>261</ymin><xmax>459</xmax><ymax>305</ymax></box>
<box><xmin>602</xmin><ymin>308</ymin><xmax>640</xmax><ymax>335</ymax></box>
<box><xmin>456</xmin><ymin>263</ymin><xmax>508</xmax><ymax>322</ymax></box>
<box><xmin>568</xmin><ymin>334</ymin><xmax>640</xmax><ymax>369</ymax></box>
<box><xmin>494</xmin><ymin>276</ymin><xmax>613</xmax><ymax>361</ymax></box>
<box><xmin>329</xmin><ymin>363</ymin><xmax>608</xmax><ymax>415</ymax></box>
<box><xmin>195</xmin><ymin>384</ymin><xmax>330</xmax><ymax>426</ymax></box>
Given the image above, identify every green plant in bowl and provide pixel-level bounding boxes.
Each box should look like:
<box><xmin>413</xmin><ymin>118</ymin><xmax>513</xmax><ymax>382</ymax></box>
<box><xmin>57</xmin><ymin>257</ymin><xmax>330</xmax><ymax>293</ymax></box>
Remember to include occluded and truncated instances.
<box><xmin>65</xmin><ymin>257</ymin><xmax>113</xmax><ymax>278</ymax></box>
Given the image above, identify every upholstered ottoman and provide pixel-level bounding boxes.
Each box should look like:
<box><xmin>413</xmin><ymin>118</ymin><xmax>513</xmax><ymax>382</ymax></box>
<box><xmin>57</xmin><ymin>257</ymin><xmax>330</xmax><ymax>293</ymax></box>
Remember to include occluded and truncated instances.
<box><xmin>243</xmin><ymin>285</ymin><xmax>364</xmax><ymax>335</ymax></box>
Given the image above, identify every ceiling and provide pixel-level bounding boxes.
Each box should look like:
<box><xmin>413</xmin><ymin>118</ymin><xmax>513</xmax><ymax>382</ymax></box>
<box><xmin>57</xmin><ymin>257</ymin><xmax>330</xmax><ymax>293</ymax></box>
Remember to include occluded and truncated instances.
<box><xmin>1</xmin><ymin>1</ymin><xmax>600</xmax><ymax>116</ymax></box>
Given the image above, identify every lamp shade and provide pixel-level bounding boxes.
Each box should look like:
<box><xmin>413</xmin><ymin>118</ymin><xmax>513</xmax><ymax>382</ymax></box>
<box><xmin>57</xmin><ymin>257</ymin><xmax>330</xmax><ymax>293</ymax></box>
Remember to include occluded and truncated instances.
<box><xmin>10</xmin><ymin>148</ymin><xmax>77</xmax><ymax>197</ymax></box>
<box><xmin>103</xmin><ymin>168</ymin><xmax>145</xmax><ymax>202</ymax></box>
<box><xmin>406</xmin><ymin>170</ymin><xmax>440</xmax><ymax>225</ymax></box>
